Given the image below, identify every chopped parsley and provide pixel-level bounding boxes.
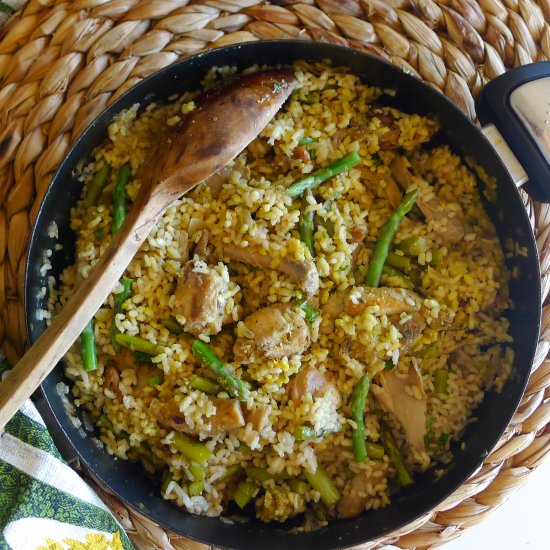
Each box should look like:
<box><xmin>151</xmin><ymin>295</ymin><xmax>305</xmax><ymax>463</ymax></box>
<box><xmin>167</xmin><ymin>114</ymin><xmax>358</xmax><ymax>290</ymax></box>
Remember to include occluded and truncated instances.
<box><xmin>298</xmin><ymin>301</ymin><xmax>320</xmax><ymax>324</ymax></box>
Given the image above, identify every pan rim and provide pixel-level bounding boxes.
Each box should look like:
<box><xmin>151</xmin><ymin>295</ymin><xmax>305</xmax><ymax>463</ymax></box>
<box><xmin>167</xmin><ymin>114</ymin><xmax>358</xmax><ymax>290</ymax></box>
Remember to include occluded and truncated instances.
<box><xmin>24</xmin><ymin>39</ymin><xmax>542</xmax><ymax>550</ymax></box>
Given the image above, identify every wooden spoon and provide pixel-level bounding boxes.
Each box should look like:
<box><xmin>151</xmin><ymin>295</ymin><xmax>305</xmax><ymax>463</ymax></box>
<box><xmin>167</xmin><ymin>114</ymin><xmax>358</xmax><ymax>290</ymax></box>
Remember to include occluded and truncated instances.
<box><xmin>0</xmin><ymin>70</ymin><xmax>296</xmax><ymax>431</ymax></box>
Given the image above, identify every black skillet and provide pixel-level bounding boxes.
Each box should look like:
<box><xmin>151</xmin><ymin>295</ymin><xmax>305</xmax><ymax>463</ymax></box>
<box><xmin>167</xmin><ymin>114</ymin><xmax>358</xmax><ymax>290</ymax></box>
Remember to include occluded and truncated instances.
<box><xmin>25</xmin><ymin>40</ymin><xmax>547</xmax><ymax>549</ymax></box>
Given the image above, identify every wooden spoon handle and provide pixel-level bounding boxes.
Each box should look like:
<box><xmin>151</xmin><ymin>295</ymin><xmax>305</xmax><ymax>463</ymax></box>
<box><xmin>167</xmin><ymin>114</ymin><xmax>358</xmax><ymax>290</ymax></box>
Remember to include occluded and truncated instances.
<box><xmin>0</xmin><ymin>200</ymin><xmax>161</xmax><ymax>431</ymax></box>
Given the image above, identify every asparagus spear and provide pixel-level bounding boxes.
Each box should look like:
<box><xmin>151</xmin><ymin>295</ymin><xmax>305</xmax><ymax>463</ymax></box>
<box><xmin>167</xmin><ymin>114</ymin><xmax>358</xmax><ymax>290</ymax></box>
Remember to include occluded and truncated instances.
<box><xmin>293</xmin><ymin>425</ymin><xmax>336</xmax><ymax>441</ymax></box>
<box><xmin>234</xmin><ymin>480</ymin><xmax>260</xmax><ymax>509</ymax></box>
<box><xmin>189</xmin><ymin>480</ymin><xmax>203</xmax><ymax>496</ymax></box>
<box><xmin>148</xmin><ymin>375</ymin><xmax>162</xmax><ymax>387</ymax></box>
<box><xmin>365</xmin><ymin>189</ymin><xmax>418</xmax><ymax>287</ymax></box>
<box><xmin>397</xmin><ymin>235</ymin><xmax>427</xmax><ymax>257</ymax></box>
<box><xmin>81</xmin><ymin>320</ymin><xmax>98</xmax><ymax>372</ymax></box>
<box><xmin>434</xmin><ymin>369</ymin><xmax>449</xmax><ymax>394</ymax></box>
<box><xmin>112</xmin><ymin>162</ymin><xmax>131</xmax><ymax>235</ymax></box>
<box><xmin>288</xmin><ymin>478</ymin><xmax>309</xmax><ymax>495</ymax></box>
<box><xmin>380</xmin><ymin>264</ymin><xmax>414</xmax><ymax>290</ymax></box>
<box><xmin>218</xmin><ymin>464</ymin><xmax>242</xmax><ymax>482</ymax></box>
<box><xmin>84</xmin><ymin>163</ymin><xmax>111</xmax><ymax>207</ymax></box>
<box><xmin>365</xmin><ymin>441</ymin><xmax>385</xmax><ymax>460</ymax></box>
<box><xmin>386</xmin><ymin>251</ymin><xmax>412</xmax><ymax>272</ymax></box>
<box><xmin>171</xmin><ymin>432</ymin><xmax>211</xmax><ymax>465</ymax></box>
<box><xmin>380</xmin><ymin>423</ymin><xmax>414</xmax><ymax>486</ymax></box>
<box><xmin>351</xmin><ymin>374</ymin><xmax>370</xmax><ymax>463</ymax></box>
<box><xmin>189</xmin><ymin>375</ymin><xmax>220</xmax><ymax>395</ymax></box>
<box><xmin>299</xmin><ymin>189</ymin><xmax>315</xmax><ymax>256</ymax></box>
<box><xmin>191</xmin><ymin>340</ymin><xmax>249</xmax><ymax>401</ymax></box>
<box><xmin>162</xmin><ymin>317</ymin><xmax>183</xmax><ymax>334</ymax></box>
<box><xmin>110</xmin><ymin>277</ymin><xmax>132</xmax><ymax>353</ymax></box>
<box><xmin>304</xmin><ymin>464</ymin><xmax>341</xmax><ymax>507</ymax></box>
<box><xmin>115</xmin><ymin>333</ymin><xmax>164</xmax><ymax>356</ymax></box>
<box><xmin>286</xmin><ymin>151</ymin><xmax>361</xmax><ymax>197</ymax></box>
<box><xmin>188</xmin><ymin>463</ymin><xmax>206</xmax><ymax>481</ymax></box>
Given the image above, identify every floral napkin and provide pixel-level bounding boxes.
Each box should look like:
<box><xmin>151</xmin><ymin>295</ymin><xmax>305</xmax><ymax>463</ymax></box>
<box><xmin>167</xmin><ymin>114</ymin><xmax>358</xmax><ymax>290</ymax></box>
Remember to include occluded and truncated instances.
<box><xmin>0</xmin><ymin>357</ymin><xmax>133</xmax><ymax>550</ymax></box>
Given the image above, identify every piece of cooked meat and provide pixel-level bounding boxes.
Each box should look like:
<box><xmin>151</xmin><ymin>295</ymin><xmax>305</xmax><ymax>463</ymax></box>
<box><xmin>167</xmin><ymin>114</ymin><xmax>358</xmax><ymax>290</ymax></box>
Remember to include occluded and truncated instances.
<box><xmin>358</xmin><ymin>166</ymin><xmax>402</xmax><ymax>208</ymax></box>
<box><xmin>337</xmin><ymin>471</ymin><xmax>369</xmax><ymax>519</ymax></box>
<box><xmin>233</xmin><ymin>304</ymin><xmax>310</xmax><ymax>364</ymax></box>
<box><xmin>153</xmin><ymin>398</ymin><xmax>244</xmax><ymax>436</ymax></box>
<box><xmin>103</xmin><ymin>365</ymin><xmax>122</xmax><ymax>398</ymax></box>
<box><xmin>371</xmin><ymin>363</ymin><xmax>428</xmax><ymax>466</ymax></box>
<box><xmin>170</xmin><ymin>259</ymin><xmax>228</xmax><ymax>336</ymax></box>
<box><xmin>320</xmin><ymin>287</ymin><xmax>423</xmax><ymax>336</ymax></box>
<box><xmin>389</xmin><ymin>311</ymin><xmax>426</xmax><ymax>352</ymax></box>
<box><xmin>339</xmin><ymin>339</ymin><xmax>389</xmax><ymax>379</ymax></box>
<box><xmin>287</xmin><ymin>366</ymin><xmax>341</xmax><ymax>407</ymax></box>
<box><xmin>391</xmin><ymin>155</ymin><xmax>465</xmax><ymax>244</ymax></box>
<box><xmin>135</xmin><ymin>364</ymin><xmax>162</xmax><ymax>392</ymax></box>
<box><xmin>346</xmin><ymin>287</ymin><xmax>422</xmax><ymax>317</ymax></box>
<box><xmin>224</xmin><ymin>243</ymin><xmax>319</xmax><ymax>296</ymax></box>
<box><xmin>244</xmin><ymin>403</ymin><xmax>272</xmax><ymax>433</ymax></box>
<box><xmin>333</xmin><ymin>106</ymin><xmax>437</xmax><ymax>152</ymax></box>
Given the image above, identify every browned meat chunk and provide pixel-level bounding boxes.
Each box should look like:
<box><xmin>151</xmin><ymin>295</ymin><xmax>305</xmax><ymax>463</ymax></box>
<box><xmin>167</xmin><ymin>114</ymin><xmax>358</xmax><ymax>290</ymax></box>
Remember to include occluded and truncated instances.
<box><xmin>211</xmin><ymin>399</ymin><xmax>246</xmax><ymax>432</ymax></box>
<box><xmin>287</xmin><ymin>366</ymin><xmax>341</xmax><ymax>407</ymax></box>
<box><xmin>224</xmin><ymin>243</ymin><xmax>319</xmax><ymax>296</ymax></box>
<box><xmin>135</xmin><ymin>364</ymin><xmax>162</xmax><ymax>392</ymax></box>
<box><xmin>391</xmin><ymin>156</ymin><xmax>465</xmax><ymax>244</ymax></box>
<box><xmin>333</xmin><ymin>107</ymin><xmax>437</xmax><ymax>152</ymax></box>
<box><xmin>358</xmin><ymin>166</ymin><xmax>402</xmax><ymax>208</ymax></box>
<box><xmin>389</xmin><ymin>311</ymin><xmax>426</xmax><ymax>352</ymax></box>
<box><xmin>346</xmin><ymin>287</ymin><xmax>422</xmax><ymax>317</ymax></box>
<box><xmin>153</xmin><ymin>398</ymin><xmax>244</xmax><ymax>436</ymax></box>
<box><xmin>337</xmin><ymin>471</ymin><xmax>369</xmax><ymax>519</ymax></box>
<box><xmin>103</xmin><ymin>365</ymin><xmax>122</xmax><ymax>398</ymax></box>
<box><xmin>233</xmin><ymin>304</ymin><xmax>310</xmax><ymax>364</ymax></box>
<box><xmin>244</xmin><ymin>403</ymin><xmax>272</xmax><ymax>433</ymax></box>
<box><xmin>171</xmin><ymin>259</ymin><xmax>228</xmax><ymax>336</ymax></box>
<box><xmin>319</xmin><ymin>289</ymin><xmax>348</xmax><ymax>335</ymax></box>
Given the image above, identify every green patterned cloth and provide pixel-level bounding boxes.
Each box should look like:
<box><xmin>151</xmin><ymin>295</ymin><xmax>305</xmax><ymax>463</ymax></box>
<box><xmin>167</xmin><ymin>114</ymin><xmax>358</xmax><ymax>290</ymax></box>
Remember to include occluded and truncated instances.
<box><xmin>0</xmin><ymin>357</ymin><xmax>134</xmax><ymax>550</ymax></box>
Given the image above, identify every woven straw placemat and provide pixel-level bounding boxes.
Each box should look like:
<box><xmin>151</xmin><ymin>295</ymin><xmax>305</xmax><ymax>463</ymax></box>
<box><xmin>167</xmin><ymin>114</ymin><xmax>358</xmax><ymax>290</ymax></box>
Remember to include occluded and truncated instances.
<box><xmin>1</xmin><ymin>1</ymin><xmax>549</xmax><ymax>548</ymax></box>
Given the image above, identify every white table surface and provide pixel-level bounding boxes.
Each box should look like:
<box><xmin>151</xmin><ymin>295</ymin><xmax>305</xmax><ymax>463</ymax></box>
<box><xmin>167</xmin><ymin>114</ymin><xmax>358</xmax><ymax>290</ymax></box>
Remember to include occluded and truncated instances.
<box><xmin>382</xmin><ymin>457</ymin><xmax>549</xmax><ymax>549</ymax></box>
<box><xmin>442</xmin><ymin>457</ymin><xmax>550</xmax><ymax>549</ymax></box>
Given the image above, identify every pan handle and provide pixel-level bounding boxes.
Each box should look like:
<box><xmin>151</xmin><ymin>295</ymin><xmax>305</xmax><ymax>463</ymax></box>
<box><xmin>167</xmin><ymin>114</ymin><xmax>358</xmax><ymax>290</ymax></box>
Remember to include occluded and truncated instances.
<box><xmin>477</xmin><ymin>61</ymin><xmax>550</xmax><ymax>203</ymax></box>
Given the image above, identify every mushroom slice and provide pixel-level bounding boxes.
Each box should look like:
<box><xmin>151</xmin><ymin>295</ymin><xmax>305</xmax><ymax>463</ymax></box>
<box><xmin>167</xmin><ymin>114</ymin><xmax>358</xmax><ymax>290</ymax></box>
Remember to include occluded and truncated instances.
<box><xmin>233</xmin><ymin>304</ymin><xmax>310</xmax><ymax>364</ymax></box>
<box><xmin>171</xmin><ymin>259</ymin><xmax>228</xmax><ymax>336</ymax></box>
<box><xmin>224</xmin><ymin>243</ymin><xmax>319</xmax><ymax>296</ymax></box>
<box><xmin>371</xmin><ymin>363</ymin><xmax>428</xmax><ymax>465</ymax></box>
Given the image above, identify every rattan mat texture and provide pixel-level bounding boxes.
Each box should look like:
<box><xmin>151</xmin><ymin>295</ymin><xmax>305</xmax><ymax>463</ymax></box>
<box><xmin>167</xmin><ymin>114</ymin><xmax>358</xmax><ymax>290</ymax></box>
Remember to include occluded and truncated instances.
<box><xmin>1</xmin><ymin>0</ymin><xmax>549</xmax><ymax>548</ymax></box>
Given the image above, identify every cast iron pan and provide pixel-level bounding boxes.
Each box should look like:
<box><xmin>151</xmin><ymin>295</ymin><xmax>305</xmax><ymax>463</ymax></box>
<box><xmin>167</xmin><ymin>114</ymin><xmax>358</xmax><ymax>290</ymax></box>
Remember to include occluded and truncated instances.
<box><xmin>25</xmin><ymin>41</ymin><xmax>543</xmax><ymax>549</ymax></box>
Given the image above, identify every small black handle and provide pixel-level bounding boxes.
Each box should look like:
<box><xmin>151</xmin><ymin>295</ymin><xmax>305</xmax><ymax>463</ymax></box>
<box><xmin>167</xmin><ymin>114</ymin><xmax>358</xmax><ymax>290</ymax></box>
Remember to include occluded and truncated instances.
<box><xmin>477</xmin><ymin>61</ymin><xmax>550</xmax><ymax>203</ymax></box>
